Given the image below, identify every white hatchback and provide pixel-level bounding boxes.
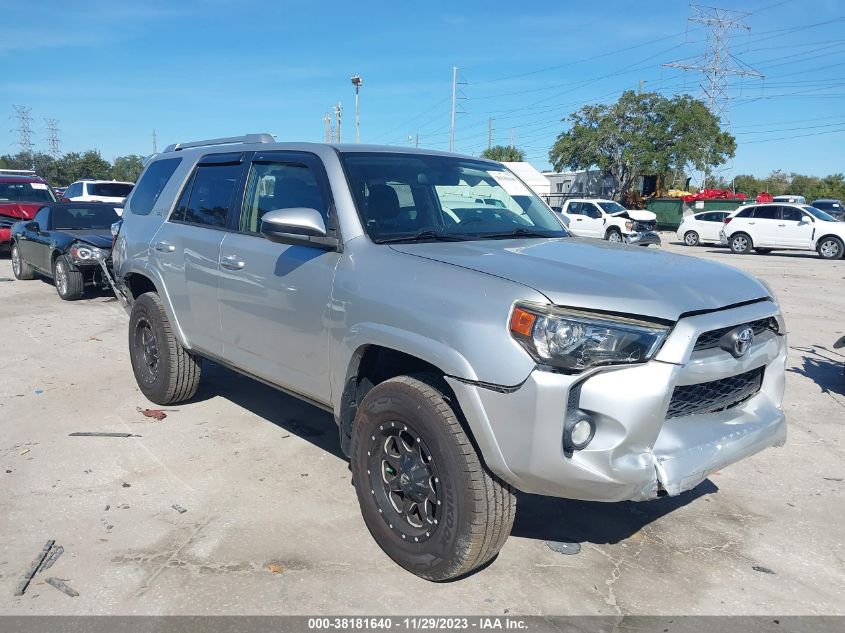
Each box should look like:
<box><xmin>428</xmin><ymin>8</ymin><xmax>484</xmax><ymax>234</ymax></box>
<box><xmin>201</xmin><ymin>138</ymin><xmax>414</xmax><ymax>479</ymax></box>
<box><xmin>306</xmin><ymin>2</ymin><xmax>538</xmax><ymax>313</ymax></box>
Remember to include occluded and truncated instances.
<box><xmin>720</xmin><ymin>202</ymin><xmax>845</xmax><ymax>260</ymax></box>
<box><xmin>676</xmin><ymin>210</ymin><xmax>730</xmax><ymax>246</ymax></box>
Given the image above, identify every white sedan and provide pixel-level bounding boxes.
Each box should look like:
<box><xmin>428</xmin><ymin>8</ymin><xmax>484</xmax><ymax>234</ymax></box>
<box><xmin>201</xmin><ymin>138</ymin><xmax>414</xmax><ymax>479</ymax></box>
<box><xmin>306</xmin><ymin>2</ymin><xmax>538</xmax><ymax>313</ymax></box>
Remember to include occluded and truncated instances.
<box><xmin>676</xmin><ymin>210</ymin><xmax>730</xmax><ymax>246</ymax></box>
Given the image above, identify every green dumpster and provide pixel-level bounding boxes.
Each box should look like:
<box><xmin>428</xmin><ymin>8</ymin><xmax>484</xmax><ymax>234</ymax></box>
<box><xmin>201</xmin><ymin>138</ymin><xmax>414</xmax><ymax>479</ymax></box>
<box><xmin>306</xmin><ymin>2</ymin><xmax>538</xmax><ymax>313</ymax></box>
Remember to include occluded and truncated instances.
<box><xmin>647</xmin><ymin>198</ymin><xmax>684</xmax><ymax>230</ymax></box>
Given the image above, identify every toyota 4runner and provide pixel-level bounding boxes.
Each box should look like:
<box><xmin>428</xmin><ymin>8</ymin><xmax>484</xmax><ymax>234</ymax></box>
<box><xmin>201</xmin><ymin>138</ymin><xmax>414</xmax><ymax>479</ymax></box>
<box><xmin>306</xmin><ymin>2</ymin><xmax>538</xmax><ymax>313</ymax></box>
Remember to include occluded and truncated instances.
<box><xmin>113</xmin><ymin>135</ymin><xmax>787</xmax><ymax>581</ymax></box>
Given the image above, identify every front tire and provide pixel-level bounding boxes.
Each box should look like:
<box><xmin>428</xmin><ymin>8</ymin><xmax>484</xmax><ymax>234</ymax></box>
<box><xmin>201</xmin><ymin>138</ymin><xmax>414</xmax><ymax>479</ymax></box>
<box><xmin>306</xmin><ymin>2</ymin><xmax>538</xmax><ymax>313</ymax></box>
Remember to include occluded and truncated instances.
<box><xmin>683</xmin><ymin>231</ymin><xmax>700</xmax><ymax>246</ymax></box>
<box><xmin>351</xmin><ymin>375</ymin><xmax>515</xmax><ymax>581</ymax></box>
<box><xmin>729</xmin><ymin>233</ymin><xmax>753</xmax><ymax>254</ymax></box>
<box><xmin>606</xmin><ymin>228</ymin><xmax>623</xmax><ymax>243</ymax></box>
<box><xmin>817</xmin><ymin>236</ymin><xmax>843</xmax><ymax>260</ymax></box>
<box><xmin>128</xmin><ymin>292</ymin><xmax>202</xmax><ymax>404</ymax></box>
<box><xmin>11</xmin><ymin>242</ymin><xmax>36</xmax><ymax>280</ymax></box>
<box><xmin>53</xmin><ymin>255</ymin><xmax>84</xmax><ymax>300</ymax></box>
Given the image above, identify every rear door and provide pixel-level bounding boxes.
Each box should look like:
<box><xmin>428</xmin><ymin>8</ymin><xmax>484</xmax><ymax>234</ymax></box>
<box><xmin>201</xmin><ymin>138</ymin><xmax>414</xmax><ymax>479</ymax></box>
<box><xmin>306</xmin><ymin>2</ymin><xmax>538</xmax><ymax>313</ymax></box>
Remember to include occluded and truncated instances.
<box><xmin>149</xmin><ymin>153</ymin><xmax>247</xmax><ymax>356</ymax></box>
<box><xmin>699</xmin><ymin>212</ymin><xmax>723</xmax><ymax>242</ymax></box>
<box><xmin>748</xmin><ymin>205</ymin><xmax>781</xmax><ymax>246</ymax></box>
<box><xmin>18</xmin><ymin>207</ymin><xmax>51</xmax><ymax>272</ymax></box>
<box><xmin>218</xmin><ymin>151</ymin><xmax>340</xmax><ymax>404</ymax></box>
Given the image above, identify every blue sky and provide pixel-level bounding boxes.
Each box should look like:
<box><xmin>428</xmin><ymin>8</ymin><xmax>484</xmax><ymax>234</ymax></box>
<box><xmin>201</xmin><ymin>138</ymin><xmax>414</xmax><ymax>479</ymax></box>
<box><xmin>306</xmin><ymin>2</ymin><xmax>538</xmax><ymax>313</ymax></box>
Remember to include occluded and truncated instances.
<box><xmin>1</xmin><ymin>0</ymin><xmax>843</xmax><ymax>179</ymax></box>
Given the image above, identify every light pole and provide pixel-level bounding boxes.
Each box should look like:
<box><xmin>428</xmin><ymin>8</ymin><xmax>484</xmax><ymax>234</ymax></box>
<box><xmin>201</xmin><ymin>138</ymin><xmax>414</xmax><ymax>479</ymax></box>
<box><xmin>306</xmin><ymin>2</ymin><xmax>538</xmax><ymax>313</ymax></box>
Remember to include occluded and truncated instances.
<box><xmin>351</xmin><ymin>75</ymin><xmax>363</xmax><ymax>143</ymax></box>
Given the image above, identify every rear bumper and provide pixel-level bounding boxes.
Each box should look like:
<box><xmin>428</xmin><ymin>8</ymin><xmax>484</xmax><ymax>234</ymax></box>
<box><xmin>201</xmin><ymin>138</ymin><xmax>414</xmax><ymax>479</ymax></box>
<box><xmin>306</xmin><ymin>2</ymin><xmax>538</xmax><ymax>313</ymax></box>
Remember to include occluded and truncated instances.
<box><xmin>448</xmin><ymin>300</ymin><xmax>787</xmax><ymax>502</ymax></box>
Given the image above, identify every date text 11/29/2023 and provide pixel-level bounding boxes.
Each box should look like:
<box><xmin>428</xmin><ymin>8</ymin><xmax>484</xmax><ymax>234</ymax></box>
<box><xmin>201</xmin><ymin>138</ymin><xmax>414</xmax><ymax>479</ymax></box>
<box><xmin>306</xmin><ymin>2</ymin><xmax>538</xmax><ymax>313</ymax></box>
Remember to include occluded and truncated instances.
<box><xmin>307</xmin><ymin>617</ymin><xmax>528</xmax><ymax>630</ymax></box>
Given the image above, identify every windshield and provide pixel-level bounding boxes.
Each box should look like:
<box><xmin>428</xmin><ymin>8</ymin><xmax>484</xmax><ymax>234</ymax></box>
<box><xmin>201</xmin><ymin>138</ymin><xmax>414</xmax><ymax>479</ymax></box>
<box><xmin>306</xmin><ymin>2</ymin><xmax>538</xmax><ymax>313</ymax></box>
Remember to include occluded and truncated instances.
<box><xmin>812</xmin><ymin>201</ymin><xmax>841</xmax><ymax>212</ymax></box>
<box><xmin>0</xmin><ymin>181</ymin><xmax>57</xmax><ymax>203</ymax></box>
<box><xmin>598</xmin><ymin>201</ymin><xmax>626</xmax><ymax>214</ymax></box>
<box><xmin>90</xmin><ymin>183</ymin><xmax>133</xmax><ymax>197</ymax></box>
<box><xmin>52</xmin><ymin>205</ymin><xmax>120</xmax><ymax>230</ymax></box>
<box><xmin>340</xmin><ymin>153</ymin><xmax>568</xmax><ymax>243</ymax></box>
<box><xmin>804</xmin><ymin>205</ymin><xmax>838</xmax><ymax>222</ymax></box>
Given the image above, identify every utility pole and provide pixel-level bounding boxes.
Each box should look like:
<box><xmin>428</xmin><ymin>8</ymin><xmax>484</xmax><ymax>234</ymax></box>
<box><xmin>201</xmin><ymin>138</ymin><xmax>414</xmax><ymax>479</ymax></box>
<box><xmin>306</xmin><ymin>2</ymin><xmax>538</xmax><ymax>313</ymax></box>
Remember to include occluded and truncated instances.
<box><xmin>509</xmin><ymin>128</ymin><xmax>515</xmax><ymax>149</ymax></box>
<box><xmin>152</xmin><ymin>129</ymin><xmax>157</xmax><ymax>154</ymax></box>
<box><xmin>415</xmin><ymin>133</ymin><xmax>419</xmax><ymax>148</ymax></box>
<box><xmin>44</xmin><ymin>118</ymin><xmax>60</xmax><ymax>158</ymax></box>
<box><xmin>324</xmin><ymin>112</ymin><xmax>331</xmax><ymax>143</ymax></box>
<box><xmin>663</xmin><ymin>5</ymin><xmax>764</xmax><ymax>189</ymax></box>
<box><xmin>637</xmin><ymin>79</ymin><xmax>645</xmax><ymax>95</ymax></box>
<box><xmin>333</xmin><ymin>102</ymin><xmax>343</xmax><ymax>143</ymax></box>
<box><xmin>487</xmin><ymin>118</ymin><xmax>494</xmax><ymax>150</ymax></box>
<box><xmin>351</xmin><ymin>75</ymin><xmax>363</xmax><ymax>143</ymax></box>
<box><xmin>449</xmin><ymin>66</ymin><xmax>458</xmax><ymax>152</ymax></box>
<box><xmin>12</xmin><ymin>105</ymin><xmax>35</xmax><ymax>164</ymax></box>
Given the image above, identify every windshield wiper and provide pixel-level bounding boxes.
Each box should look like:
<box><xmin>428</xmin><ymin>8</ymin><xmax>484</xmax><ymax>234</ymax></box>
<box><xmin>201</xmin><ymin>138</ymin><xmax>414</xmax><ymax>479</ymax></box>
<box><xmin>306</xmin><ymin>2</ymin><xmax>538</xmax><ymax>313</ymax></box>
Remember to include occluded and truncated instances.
<box><xmin>375</xmin><ymin>230</ymin><xmax>468</xmax><ymax>244</ymax></box>
<box><xmin>475</xmin><ymin>227</ymin><xmax>561</xmax><ymax>240</ymax></box>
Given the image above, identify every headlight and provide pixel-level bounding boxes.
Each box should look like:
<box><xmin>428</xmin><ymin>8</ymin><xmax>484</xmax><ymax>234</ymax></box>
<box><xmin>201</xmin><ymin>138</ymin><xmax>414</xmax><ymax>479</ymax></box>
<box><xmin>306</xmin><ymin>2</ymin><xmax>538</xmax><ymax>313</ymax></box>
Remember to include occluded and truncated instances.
<box><xmin>69</xmin><ymin>242</ymin><xmax>108</xmax><ymax>263</ymax></box>
<box><xmin>509</xmin><ymin>302</ymin><xmax>670</xmax><ymax>372</ymax></box>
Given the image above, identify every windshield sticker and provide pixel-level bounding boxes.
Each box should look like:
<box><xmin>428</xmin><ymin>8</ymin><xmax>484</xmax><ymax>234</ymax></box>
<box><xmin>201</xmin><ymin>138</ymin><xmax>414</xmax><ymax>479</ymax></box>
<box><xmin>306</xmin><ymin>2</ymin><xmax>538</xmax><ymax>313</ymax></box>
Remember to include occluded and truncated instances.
<box><xmin>489</xmin><ymin>171</ymin><xmax>531</xmax><ymax>197</ymax></box>
<box><xmin>30</xmin><ymin>183</ymin><xmax>49</xmax><ymax>190</ymax></box>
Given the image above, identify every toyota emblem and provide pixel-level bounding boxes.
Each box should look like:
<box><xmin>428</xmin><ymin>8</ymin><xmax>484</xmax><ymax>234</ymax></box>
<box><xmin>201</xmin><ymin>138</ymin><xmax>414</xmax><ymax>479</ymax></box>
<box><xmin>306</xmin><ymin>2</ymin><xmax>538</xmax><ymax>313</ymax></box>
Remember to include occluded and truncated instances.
<box><xmin>719</xmin><ymin>325</ymin><xmax>755</xmax><ymax>358</ymax></box>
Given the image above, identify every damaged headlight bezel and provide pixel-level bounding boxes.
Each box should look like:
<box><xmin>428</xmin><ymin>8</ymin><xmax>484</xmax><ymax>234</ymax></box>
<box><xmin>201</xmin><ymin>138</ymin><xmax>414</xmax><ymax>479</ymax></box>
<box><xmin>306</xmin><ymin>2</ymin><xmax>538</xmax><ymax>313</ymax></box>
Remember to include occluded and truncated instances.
<box><xmin>69</xmin><ymin>242</ymin><xmax>108</xmax><ymax>265</ymax></box>
<box><xmin>509</xmin><ymin>301</ymin><xmax>671</xmax><ymax>373</ymax></box>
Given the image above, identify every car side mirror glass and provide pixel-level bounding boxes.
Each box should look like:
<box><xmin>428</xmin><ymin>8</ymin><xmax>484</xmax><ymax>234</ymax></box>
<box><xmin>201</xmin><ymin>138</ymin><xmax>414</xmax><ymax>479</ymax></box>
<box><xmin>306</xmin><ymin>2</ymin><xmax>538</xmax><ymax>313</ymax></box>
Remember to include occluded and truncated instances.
<box><xmin>24</xmin><ymin>221</ymin><xmax>39</xmax><ymax>232</ymax></box>
<box><xmin>260</xmin><ymin>207</ymin><xmax>338</xmax><ymax>250</ymax></box>
<box><xmin>799</xmin><ymin>216</ymin><xmax>812</xmax><ymax>224</ymax></box>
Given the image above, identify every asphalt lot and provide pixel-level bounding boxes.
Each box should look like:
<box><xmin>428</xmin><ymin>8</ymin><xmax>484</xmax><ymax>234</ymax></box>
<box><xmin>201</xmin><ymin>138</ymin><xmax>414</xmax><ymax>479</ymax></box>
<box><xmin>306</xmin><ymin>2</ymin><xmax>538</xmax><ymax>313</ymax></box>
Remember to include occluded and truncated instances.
<box><xmin>1</xmin><ymin>236</ymin><xmax>843</xmax><ymax>616</ymax></box>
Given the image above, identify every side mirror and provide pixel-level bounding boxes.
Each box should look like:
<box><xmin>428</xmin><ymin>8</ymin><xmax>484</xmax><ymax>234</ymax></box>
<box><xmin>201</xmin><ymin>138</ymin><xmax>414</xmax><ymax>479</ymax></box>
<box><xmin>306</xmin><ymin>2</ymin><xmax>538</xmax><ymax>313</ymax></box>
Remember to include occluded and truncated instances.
<box><xmin>60</xmin><ymin>196</ymin><xmax>70</xmax><ymax>203</ymax></box>
<box><xmin>799</xmin><ymin>216</ymin><xmax>813</xmax><ymax>224</ymax></box>
<box><xmin>260</xmin><ymin>207</ymin><xmax>338</xmax><ymax>250</ymax></box>
<box><xmin>24</xmin><ymin>221</ymin><xmax>39</xmax><ymax>232</ymax></box>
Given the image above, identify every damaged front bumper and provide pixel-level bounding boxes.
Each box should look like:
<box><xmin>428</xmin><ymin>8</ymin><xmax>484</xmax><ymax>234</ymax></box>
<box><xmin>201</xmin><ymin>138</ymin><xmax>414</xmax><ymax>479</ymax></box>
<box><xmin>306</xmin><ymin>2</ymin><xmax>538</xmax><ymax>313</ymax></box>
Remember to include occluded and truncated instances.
<box><xmin>447</xmin><ymin>300</ymin><xmax>787</xmax><ymax>502</ymax></box>
<box><xmin>624</xmin><ymin>230</ymin><xmax>661</xmax><ymax>246</ymax></box>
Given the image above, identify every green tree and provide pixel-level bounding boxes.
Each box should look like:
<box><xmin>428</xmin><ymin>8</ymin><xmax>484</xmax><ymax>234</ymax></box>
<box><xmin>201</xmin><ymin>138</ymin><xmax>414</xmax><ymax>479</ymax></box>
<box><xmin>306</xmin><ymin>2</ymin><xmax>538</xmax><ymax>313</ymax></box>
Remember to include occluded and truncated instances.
<box><xmin>480</xmin><ymin>145</ymin><xmax>526</xmax><ymax>162</ymax></box>
<box><xmin>549</xmin><ymin>90</ymin><xmax>736</xmax><ymax>200</ymax></box>
<box><xmin>111</xmin><ymin>154</ymin><xmax>145</xmax><ymax>182</ymax></box>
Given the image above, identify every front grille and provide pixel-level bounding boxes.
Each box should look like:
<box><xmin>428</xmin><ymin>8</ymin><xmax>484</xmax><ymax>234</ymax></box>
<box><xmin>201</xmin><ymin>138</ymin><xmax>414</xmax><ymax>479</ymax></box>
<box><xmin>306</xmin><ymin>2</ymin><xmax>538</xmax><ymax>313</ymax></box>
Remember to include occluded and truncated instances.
<box><xmin>666</xmin><ymin>366</ymin><xmax>764</xmax><ymax>419</ymax></box>
<box><xmin>693</xmin><ymin>318</ymin><xmax>777</xmax><ymax>352</ymax></box>
<box><xmin>633</xmin><ymin>219</ymin><xmax>656</xmax><ymax>232</ymax></box>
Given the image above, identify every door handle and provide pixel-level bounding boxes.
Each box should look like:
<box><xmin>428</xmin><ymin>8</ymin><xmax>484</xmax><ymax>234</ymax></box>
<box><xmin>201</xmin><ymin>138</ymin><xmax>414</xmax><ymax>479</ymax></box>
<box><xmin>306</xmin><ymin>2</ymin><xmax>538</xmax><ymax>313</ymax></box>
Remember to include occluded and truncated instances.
<box><xmin>575</xmin><ymin>218</ymin><xmax>583</xmax><ymax>221</ymax></box>
<box><xmin>220</xmin><ymin>254</ymin><xmax>245</xmax><ymax>270</ymax></box>
<box><xmin>748</xmin><ymin>222</ymin><xmax>755</xmax><ymax>225</ymax></box>
<box><xmin>155</xmin><ymin>241</ymin><xmax>175</xmax><ymax>253</ymax></box>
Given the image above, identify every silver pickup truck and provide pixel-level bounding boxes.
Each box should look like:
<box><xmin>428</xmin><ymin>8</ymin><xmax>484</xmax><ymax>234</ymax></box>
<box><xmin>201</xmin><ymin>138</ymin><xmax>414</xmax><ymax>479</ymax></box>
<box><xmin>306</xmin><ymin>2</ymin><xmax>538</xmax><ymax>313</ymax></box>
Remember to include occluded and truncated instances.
<box><xmin>113</xmin><ymin>135</ymin><xmax>787</xmax><ymax>581</ymax></box>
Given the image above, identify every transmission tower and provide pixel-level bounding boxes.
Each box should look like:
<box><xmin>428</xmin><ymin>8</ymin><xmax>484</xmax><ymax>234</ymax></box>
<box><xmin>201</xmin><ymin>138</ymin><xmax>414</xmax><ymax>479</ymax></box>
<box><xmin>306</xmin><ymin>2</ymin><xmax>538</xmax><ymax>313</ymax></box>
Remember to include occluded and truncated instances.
<box><xmin>12</xmin><ymin>105</ymin><xmax>35</xmax><ymax>157</ymax></box>
<box><xmin>44</xmin><ymin>118</ymin><xmax>61</xmax><ymax>157</ymax></box>
<box><xmin>663</xmin><ymin>5</ymin><xmax>764</xmax><ymax>126</ymax></box>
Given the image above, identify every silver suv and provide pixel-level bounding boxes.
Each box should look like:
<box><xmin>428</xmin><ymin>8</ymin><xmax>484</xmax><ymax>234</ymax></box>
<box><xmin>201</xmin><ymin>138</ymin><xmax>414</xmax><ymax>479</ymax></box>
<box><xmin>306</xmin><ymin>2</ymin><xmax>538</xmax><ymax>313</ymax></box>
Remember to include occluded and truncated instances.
<box><xmin>113</xmin><ymin>135</ymin><xmax>788</xmax><ymax>581</ymax></box>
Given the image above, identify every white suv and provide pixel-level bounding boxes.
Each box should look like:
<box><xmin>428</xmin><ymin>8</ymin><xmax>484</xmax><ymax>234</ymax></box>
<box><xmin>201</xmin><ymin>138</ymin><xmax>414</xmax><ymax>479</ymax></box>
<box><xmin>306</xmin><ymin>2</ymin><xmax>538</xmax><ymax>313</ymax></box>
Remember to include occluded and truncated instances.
<box><xmin>559</xmin><ymin>198</ymin><xmax>660</xmax><ymax>246</ymax></box>
<box><xmin>721</xmin><ymin>202</ymin><xmax>845</xmax><ymax>259</ymax></box>
<box><xmin>64</xmin><ymin>180</ymin><xmax>134</xmax><ymax>207</ymax></box>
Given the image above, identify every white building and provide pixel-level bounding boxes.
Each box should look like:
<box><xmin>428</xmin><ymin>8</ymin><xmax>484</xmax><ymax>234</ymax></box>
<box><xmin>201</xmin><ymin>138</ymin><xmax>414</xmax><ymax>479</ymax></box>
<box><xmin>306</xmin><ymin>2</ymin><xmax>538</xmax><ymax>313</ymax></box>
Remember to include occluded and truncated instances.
<box><xmin>502</xmin><ymin>162</ymin><xmax>551</xmax><ymax>199</ymax></box>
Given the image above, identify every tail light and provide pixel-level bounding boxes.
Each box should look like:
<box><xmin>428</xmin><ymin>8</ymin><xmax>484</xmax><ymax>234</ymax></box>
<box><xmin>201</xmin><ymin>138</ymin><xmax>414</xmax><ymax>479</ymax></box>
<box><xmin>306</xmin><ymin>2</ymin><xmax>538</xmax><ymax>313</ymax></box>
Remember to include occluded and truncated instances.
<box><xmin>724</xmin><ymin>217</ymin><xmax>732</xmax><ymax>224</ymax></box>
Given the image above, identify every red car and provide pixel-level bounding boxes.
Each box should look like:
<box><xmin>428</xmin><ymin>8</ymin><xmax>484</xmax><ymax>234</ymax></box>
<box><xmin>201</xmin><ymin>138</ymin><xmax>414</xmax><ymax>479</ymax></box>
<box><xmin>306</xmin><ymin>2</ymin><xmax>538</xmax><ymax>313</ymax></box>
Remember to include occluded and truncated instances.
<box><xmin>0</xmin><ymin>175</ymin><xmax>58</xmax><ymax>251</ymax></box>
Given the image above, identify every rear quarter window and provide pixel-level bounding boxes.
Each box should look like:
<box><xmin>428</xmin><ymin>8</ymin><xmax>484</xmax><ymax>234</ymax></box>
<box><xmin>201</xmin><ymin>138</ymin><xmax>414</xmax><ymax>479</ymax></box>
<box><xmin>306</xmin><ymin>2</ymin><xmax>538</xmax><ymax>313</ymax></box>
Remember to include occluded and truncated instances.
<box><xmin>128</xmin><ymin>158</ymin><xmax>182</xmax><ymax>216</ymax></box>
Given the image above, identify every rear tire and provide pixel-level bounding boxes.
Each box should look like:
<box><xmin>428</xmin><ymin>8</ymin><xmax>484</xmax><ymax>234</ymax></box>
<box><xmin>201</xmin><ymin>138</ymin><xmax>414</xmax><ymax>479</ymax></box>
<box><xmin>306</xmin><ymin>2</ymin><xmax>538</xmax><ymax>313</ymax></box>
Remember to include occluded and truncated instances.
<box><xmin>729</xmin><ymin>233</ymin><xmax>753</xmax><ymax>254</ymax></box>
<box><xmin>817</xmin><ymin>236</ymin><xmax>843</xmax><ymax>260</ymax></box>
<box><xmin>351</xmin><ymin>374</ymin><xmax>515</xmax><ymax>581</ymax></box>
<box><xmin>683</xmin><ymin>231</ymin><xmax>700</xmax><ymax>246</ymax></box>
<box><xmin>11</xmin><ymin>242</ymin><xmax>35</xmax><ymax>280</ymax></box>
<box><xmin>606</xmin><ymin>228</ymin><xmax>623</xmax><ymax>243</ymax></box>
<box><xmin>53</xmin><ymin>255</ymin><xmax>84</xmax><ymax>300</ymax></box>
<box><xmin>128</xmin><ymin>292</ymin><xmax>202</xmax><ymax>405</ymax></box>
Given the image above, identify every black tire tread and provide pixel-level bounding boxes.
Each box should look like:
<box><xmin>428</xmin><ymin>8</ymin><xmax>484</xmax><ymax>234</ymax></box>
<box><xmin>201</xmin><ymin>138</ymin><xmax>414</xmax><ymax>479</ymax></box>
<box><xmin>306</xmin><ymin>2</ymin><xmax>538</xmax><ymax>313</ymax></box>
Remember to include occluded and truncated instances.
<box><xmin>11</xmin><ymin>242</ymin><xmax>36</xmax><ymax>280</ymax></box>
<box><xmin>55</xmin><ymin>255</ymin><xmax>84</xmax><ymax>300</ymax></box>
<box><xmin>367</xmin><ymin>374</ymin><xmax>516</xmax><ymax>580</ymax></box>
<box><xmin>132</xmin><ymin>292</ymin><xmax>201</xmax><ymax>404</ymax></box>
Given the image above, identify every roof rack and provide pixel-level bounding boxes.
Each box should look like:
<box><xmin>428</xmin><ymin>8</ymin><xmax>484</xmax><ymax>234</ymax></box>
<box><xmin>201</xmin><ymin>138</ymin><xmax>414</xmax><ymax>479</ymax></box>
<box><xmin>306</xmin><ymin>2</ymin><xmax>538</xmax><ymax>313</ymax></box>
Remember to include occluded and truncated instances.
<box><xmin>163</xmin><ymin>133</ymin><xmax>275</xmax><ymax>153</ymax></box>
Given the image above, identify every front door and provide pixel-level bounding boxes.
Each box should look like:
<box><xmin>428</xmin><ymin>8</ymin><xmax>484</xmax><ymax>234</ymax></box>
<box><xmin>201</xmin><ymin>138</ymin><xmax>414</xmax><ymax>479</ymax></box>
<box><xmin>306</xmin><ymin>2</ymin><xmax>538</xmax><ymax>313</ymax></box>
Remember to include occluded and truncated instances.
<box><xmin>149</xmin><ymin>154</ymin><xmax>247</xmax><ymax>357</ymax></box>
<box><xmin>777</xmin><ymin>205</ymin><xmax>815</xmax><ymax>248</ymax></box>
<box><xmin>218</xmin><ymin>152</ymin><xmax>340</xmax><ymax>405</ymax></box>
<box><xmin>749</xmin><ymin>205</ymin><xmax>781</xmax><ymax>246</ymax></box>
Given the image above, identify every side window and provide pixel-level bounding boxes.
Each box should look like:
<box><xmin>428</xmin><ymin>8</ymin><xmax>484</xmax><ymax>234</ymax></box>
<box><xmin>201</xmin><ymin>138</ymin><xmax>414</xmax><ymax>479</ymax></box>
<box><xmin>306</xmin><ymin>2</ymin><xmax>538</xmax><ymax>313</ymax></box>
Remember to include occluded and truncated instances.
<box><xmin>753</xmin><ymin>205</ymin><xmax>780</xmax><ymax>220</ymax></box>
<box><xmin>129</xmin><ymin>158</ymin><xmax>182</xmax><ymax>216</ymax></box>
<box><xmin>781</xmin><ymin>206</ymin><xmax>803</xmax><ymax>222</ymax></box>
<box><xmin>65</xmin><ymin>183</ymin><xmax>81</xmax><ymax>198</ymax></box>
<box><xmin>700</xmin><ymin>213</ymin><xmax>716</xmax><ymax>222</ymax></box>
<box><xmin>735</xmin><ymin>207</ymin><xmax>754</xmax><ymax>218</ymax></box>
<box><xmin>33</xmin><ymin>207</ymin><xmax>49</xmax><ymax>229</ymax></box>
<box><xmin>567</xmin><ymin>202</ymin><xmax>581</xmax><ymax>215</ymax></box>
<box><xmin>240</xmin><ymin>161</ymin><xmax>328</xmax><ymax>233</ymax></box>
<box><xmin>170</xmin><ymin>163</ymin><xmax>242</xmax><ymax>228</ymax></box>
<box><xmin>585</xmin><ymin>204</ymin><xmax>602</xmax><ymax>219</ymax></box>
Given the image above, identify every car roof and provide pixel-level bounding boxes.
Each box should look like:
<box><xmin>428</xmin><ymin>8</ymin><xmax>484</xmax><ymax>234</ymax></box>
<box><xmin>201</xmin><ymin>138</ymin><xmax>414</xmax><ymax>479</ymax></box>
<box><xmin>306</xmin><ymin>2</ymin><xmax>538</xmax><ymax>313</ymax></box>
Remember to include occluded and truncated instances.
<box><xmin>71</xmin><ymin>179</ymin><xmax>134</xmax><ymax>185</ymax></box>
<box><xmin>0</xmin><ymin>175</ymin><xmax>48</xmax><ymax>184</ymax></box>
<box><xmin>811</xmin><ymin>198</ymin><xmax>841</xmax><ymax>203</ymax></box>
<box><xmin>44</xmin><ymin>202</ymin><xmax>119</xmax><ymax>208</ymax></box>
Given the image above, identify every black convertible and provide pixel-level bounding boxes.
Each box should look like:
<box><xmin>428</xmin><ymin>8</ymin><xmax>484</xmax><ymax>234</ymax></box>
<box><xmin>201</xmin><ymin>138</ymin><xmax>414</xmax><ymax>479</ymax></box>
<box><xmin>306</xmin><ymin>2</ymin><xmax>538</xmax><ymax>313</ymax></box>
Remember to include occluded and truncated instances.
<box><xmin>10</xmin><ymin>203</ymin><xmax>120</xmax><ymax>300</ymax></box>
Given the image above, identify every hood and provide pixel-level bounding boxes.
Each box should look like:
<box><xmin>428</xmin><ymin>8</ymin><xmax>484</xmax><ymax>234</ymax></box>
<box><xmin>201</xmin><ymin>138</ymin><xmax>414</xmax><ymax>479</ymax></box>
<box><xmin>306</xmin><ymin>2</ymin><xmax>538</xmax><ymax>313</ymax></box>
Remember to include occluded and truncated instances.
<box><xmin>62</xmin><ymin>229</ymin><xmax>113</xmax><ymax>249</ymax></box>
<box><xmin>0</xmin><ymin>201</ymin><xmax>43</xmax><ymax>221</ymax></box>
<box><xmin>611</xmin><ymin>209</ymin><xmax>656</xmax><ymax>222</ymax></box>
<box><xmin>389</xmin><ymin>238</ymin><xmax>769</xmax><ymax>322</ymax></box>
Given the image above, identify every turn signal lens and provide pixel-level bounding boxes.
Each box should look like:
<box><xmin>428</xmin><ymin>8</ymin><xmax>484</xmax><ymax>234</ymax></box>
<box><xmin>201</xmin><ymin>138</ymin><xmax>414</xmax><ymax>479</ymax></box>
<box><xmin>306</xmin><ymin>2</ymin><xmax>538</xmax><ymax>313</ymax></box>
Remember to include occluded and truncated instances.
<box><xmin>509</xmin><ymin>307</ymin><xmax>536</xmax><ymax>337</ymax></box>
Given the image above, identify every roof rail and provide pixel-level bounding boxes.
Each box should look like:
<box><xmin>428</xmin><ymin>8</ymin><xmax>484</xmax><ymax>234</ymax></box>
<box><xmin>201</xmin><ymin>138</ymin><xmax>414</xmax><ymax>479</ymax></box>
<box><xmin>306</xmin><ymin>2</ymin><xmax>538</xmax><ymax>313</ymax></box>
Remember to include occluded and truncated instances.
<box><xmin>163</xmin><ymin>133</ymin><xmax>275</xmax><ymax>153</ymax></box>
